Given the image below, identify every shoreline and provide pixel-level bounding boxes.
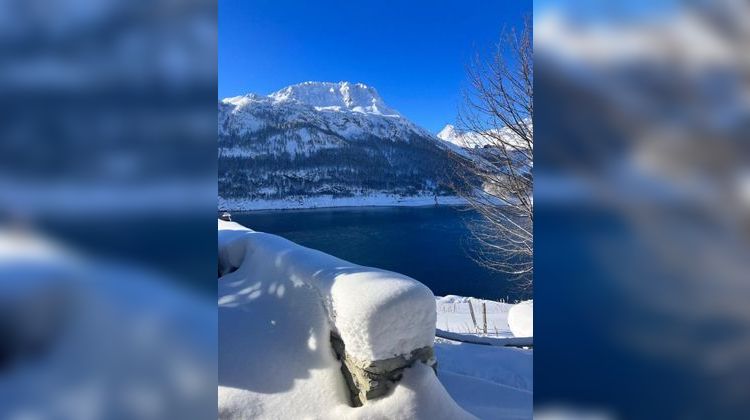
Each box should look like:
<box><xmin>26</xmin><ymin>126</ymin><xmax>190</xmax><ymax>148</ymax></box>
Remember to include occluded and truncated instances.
<box><xmin>218</xmin><ymin>194</ymin><xmax>468</xmax><ymax>212</ymax></box>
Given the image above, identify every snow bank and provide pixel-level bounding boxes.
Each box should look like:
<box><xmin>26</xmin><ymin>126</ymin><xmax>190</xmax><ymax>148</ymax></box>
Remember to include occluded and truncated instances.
<box><xmin>508</xmin><ymin>300</ymin><xmax>533</xmax><ymax>338</ymax></box>
<box><xmin>330</xmin><ymin>363</ymin><xmax>474</xmax><ymax>419</ymax></box>
<box><xmin>439</xmin><ymin>370</ymin><xmax>531</xmax><ymax>420</ymax></box>
<box><xmin>218</xmin><ymin>220</ymin><xmax>474</xmax><ymax>418</ymax></box>
<box><xmin>218</xmin><ymin>220</ymin><xmax>436</xmax><ymax>361</ymax></box>
<box><xmin>435</xmin><ymin>340</ymin><xmax>533</xmax><ymax>393</ymax></box>
<box><xmin>437</xmin><ymin>296</ymin><xmax>534</xmax><ymax>339</ymax></box>
<box><xmin>436</xmin><ymin>296</ymin><xmax>514</xmax><ymax>337</ymax></box>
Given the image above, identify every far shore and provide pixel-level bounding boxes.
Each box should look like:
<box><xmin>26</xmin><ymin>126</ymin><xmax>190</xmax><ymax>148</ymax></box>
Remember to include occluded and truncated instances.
<box><xmin>219</xmin><ymin>194</ymin><xmax>468</xmax><ymax>212</ymax></box>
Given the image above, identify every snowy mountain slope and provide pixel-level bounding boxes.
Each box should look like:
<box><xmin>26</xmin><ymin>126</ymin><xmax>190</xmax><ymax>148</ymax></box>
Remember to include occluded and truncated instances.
<box><xmin>268</xmin><ymin>81</ymin><xmax>401</xmax><ymax>116</ymax></box>
<box><xmin>437</xmin><ymin>124</ymin><xmax>485</xmax><ymax>149</ymax></box>
<box><xmin>218</xmin><ymin>82</ymin><xmax>457</xmax><ymax>207</ymax></box>
<box><xmin>437</xmin><ymin>124</ymin><xmax>532</xmax><ymax>150</ymax></box>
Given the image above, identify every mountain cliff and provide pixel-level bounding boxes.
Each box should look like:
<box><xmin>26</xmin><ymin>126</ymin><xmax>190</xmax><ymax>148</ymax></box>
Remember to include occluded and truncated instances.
<box><xmin>218</xmin><ymin>82</ymin><xmax>457</xmax><ymax>209</ymax></box>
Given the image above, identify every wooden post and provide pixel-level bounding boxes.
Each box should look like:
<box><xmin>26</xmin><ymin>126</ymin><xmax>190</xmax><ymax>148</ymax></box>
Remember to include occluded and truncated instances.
<box><xmin>468</xmin><ymin>301</ymin><xmax>478</xmax><ymax>332</ymax></box>
<box><xmin>482</xmin><ymin>302</ymin><xmax>487</xmax><ymax>334</ymax></box>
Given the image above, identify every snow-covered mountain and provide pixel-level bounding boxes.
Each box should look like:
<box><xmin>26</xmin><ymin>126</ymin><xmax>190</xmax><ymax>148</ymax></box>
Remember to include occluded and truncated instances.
<box><xmin>436</xmin><ymin>124</ymin><xmax>462</xmax><ymax>145</ymax></box>
<box><xmin>218</xmin><ymin>81</ymin><xmax>456</xmax><ymax>207</ymax></box>
<box><xmin>437</xmin><ymin>124</ymin><xmax>531</xmax><ymax>150</ymax></box>
<box><xmin>437</xmin><ymin>124</ymin><xmax>486</xmax><ymax>149</ymax></box>
<box><xmin>267</xmin><ymin>81</ymin><xmax>401</xmax><ymax>116</ymax></box>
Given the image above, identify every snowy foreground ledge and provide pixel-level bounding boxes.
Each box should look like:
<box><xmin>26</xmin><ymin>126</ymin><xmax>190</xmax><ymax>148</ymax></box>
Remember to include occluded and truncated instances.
<box><xmin>218</xmin><ymin>220</ymin><xmax>474</xmax><ymax>419</ymax></box>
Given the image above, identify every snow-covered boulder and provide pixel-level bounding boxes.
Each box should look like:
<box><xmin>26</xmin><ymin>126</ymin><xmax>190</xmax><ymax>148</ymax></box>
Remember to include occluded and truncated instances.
<box><xmin>508</xmin><ymin>300</ymin><xmax>533</xmax><ymax>338</ymax></box>
<box><xmin>218</xmin><ymin>220</ymin><xmax>436</xmax><ymax>361</ymax></box>
<box><xmin>218</xmin><ymin>220</ymin><xmax>472</xmax><ymax>418</ymax></box>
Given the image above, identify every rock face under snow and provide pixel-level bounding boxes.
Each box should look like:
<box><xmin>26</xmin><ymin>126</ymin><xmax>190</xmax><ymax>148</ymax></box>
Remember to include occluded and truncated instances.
<box><xmin>217</xmin><ymin>220</ymin><xmax>472</xmax><ymax>418</ymax></box>
<box><xmin>268</xmin><ymin>81</ymin><xmax>401</xmax><ymax>117</ymax></box>
<box><xmin>330</xmin><ymin>334</ymin><xmax>435</xmax><ymax>406</ymax></box>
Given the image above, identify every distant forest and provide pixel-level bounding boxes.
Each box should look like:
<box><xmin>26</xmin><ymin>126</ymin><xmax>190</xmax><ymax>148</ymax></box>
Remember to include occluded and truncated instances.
<box><xmin>219</xmin><ymin>129</ymin><xmax>456</xmax><ymax>200</ymax></box>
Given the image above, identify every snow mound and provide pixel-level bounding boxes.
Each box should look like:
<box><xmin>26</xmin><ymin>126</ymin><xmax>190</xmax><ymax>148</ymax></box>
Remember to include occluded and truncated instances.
<box><xmin>508</xmin><ymin>300</ymin><xmax>533</xmax><ymax>338</ymax></box>
<box><xmin>436</xmin><ymin>294</ymin><xmax>471</xmax><ymax>303</ymax></box>
<box><xmin>331</xmin><ymin>363</ymin><xmax>475</xmax><ymax>419</ymax></box>
<box><xmin>218</xmin><ymin>220</ymin><xmax>475</xmax><ymax>419</ymax></box>
<box><xmin>218</xmin><ymin>220</ymin><xmax>436</xmax><ymax>361</ymax></box>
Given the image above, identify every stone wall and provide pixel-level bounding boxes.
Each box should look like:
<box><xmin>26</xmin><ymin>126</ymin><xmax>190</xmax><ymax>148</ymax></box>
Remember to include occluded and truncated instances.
<box><xmin>330</xmin><ymin>333</ymin><xmax>436</xmax><ymax>406</ymax></box>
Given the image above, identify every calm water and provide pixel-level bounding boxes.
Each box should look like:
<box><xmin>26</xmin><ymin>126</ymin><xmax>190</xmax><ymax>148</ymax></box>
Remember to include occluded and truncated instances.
<box><xmin>234</xmin><ymin>206</ymin><xmax>530</xmax><ymax>301</ymax></box>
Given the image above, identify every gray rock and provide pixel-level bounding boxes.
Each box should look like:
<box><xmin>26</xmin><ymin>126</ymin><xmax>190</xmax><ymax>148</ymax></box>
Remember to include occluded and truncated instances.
<box><xmin>330</xmin><ymin>333</ymin><xmax>436</xmax><ymax>406</ymax></box>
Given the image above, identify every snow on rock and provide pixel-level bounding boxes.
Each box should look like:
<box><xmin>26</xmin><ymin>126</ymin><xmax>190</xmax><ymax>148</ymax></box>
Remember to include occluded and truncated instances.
<box><xmin>218</xmin><ymin>220</ymin><xmax>474</xmax><ymax>418</ymax></box>
<box><xmin>330</xmin><ymin>363</ymin><xmax>475</xmax><ymax>419</ymax></box>
<box><xmin>508</xmin><ymin>300</ymin><xmax>533</xmax><ymax>338</ymax></box>
<box><xmin>218</xmin><ymin>221</ymin><xmax>349</xmax><ymax>418</ymax></box>
<box><xmin>218</xmin><ymin>220</ymin><xmax>436</xmax><ymax>361</ymax></box>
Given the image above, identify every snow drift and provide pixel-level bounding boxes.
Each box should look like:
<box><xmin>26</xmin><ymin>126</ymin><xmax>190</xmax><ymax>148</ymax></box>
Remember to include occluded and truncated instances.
<box><xmin>218</xmin><ymin>220</ymin><xmax>436</xmax><ymax>361</ymax></box>
<box><xmin>508</xmin><ymin>300</ymin><xmax>534</xmax><ymax>338</ymax></box>
<box><xmin>218</xmin><ymin>220</ymin><xmax>472</xmax><ymax>419</ymax></box>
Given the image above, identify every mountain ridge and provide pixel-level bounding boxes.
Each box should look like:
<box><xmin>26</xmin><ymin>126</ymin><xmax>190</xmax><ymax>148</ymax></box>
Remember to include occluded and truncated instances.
<box><xmin>218</xmin><ymin>81</ymin><xmax>458</xmax><ymax>209</ymax></box>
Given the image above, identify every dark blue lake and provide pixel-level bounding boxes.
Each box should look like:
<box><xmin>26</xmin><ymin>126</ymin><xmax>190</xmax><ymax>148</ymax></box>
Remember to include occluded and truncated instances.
<box><xmin>233</xmin><ymin>206</ymin><xmax>530</xmax><ymax>302</ymax></box>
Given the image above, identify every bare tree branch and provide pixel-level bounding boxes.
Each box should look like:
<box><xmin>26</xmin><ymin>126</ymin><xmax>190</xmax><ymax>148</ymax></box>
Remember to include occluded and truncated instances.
<box><xmin>448</xmin><ymin>18</ymin><xmax>533</xmax><ymax>290</ymax></box>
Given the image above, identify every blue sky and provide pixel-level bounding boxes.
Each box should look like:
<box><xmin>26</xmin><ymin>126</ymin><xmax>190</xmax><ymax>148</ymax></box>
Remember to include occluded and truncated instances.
<box><xmin>219</xmin><ymin>0</ymin><xmax>531</xmax><ymax>133</ymax></box>
<box><xmin>535</xmin><ymin>0</ymin><xmax>678</xmax><ymax>22</ymax></box>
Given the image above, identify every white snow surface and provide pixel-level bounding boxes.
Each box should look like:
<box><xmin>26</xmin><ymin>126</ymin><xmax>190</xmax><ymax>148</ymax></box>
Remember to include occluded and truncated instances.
<box><xmin>437</xmin><ymin>124</ymin><xmax>485</xmax><ymax>148</ymax></box>
<box><xmin>508</xmin><ymin>300</ymin><xmax>534</xmax><ymax>338</ymax></box>
<box><xmin>436</xmin><ymin>295</ymin><xmax>515</xmax><ymax>337</ymax></box>
<box><xmin>435</xmin><ymin>295</ymin><xmax>533</xmax><ymax>419</ymax></box>
<box><xmin>219</xmin><ymin>82</ymin><xmax>433</xmax><ymax>143</ymax></box>
<box><xmin>218</xmin><ymin>221</ymin><xmax>532</xmax><ymax>419</ymax></box>
<box><xmin>218</xmin><ymin>220</ymin><xmax>436</xmax><ymax>362</ymax></box>
<box><xmin>268</xmin><ymin>81</ymin><xmax>401</xmax><ymax>117</ymax></box>
<box><xmin>217</xmin><ymin>220</ymin><xmax>477</xmax><ymax>419</ymax></box>
<box><xmin>437</xmin><ymin>123</ymin><xmax>532</xmax><ymax>151</ymax></box>
<box><xmin>436</xmin><ymin>295</ymin><xmax>534</xmax><ymax>339</ymax></box>
<box><xmin>436</xmin><ymin>341</ymin><xmax>532</xmax><ymax>419</ymax></box>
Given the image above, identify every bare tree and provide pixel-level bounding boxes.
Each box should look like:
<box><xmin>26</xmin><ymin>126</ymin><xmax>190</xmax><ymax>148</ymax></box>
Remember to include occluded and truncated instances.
<box><xmin>450</xmin><ymin>19</ymin><xmax>533</xmax><ymax>288</ymax></box>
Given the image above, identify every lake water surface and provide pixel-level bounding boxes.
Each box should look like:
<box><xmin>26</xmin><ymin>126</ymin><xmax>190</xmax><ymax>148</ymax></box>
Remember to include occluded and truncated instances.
<box><xmin>234</xmin><ymin>206</ymin><xmax>530</xmax><ymax>301</ymax></box>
